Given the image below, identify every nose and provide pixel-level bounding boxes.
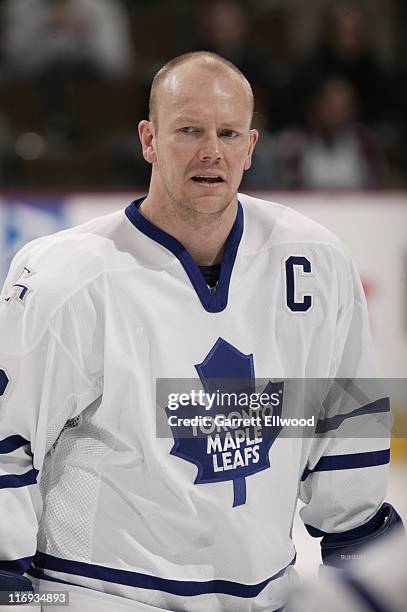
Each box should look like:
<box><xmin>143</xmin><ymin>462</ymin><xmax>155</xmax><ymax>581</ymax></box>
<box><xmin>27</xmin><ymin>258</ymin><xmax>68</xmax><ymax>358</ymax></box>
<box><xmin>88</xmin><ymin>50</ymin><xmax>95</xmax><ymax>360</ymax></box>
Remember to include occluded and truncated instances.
<box><xmin>199</xmin><ymin>131</ymin><xmax>222</xmax><ymax>163</ymax></box>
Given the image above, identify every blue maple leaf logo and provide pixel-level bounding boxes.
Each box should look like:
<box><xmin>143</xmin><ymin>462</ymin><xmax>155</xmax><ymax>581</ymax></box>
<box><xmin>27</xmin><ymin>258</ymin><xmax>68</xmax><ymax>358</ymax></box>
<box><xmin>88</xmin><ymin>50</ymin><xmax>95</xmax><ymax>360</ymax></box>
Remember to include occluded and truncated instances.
<box><xmin>166</xmin><ymin>338</ymin><xmax>284</xmax><ymax>507</ymax></box>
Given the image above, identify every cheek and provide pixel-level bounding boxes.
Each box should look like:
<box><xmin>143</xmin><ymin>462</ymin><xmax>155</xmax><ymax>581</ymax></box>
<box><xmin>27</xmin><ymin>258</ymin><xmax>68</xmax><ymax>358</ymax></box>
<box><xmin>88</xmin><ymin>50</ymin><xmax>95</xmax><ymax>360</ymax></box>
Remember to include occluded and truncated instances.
<box><xmin>158</xmin><ymin>141</ymin><xmax>192</xmax><ymax>174</ymax></box>
<box><xmin>229</xmin><ymin>147</ymin><xmax>251</xmax><ymax>174</ymax></box>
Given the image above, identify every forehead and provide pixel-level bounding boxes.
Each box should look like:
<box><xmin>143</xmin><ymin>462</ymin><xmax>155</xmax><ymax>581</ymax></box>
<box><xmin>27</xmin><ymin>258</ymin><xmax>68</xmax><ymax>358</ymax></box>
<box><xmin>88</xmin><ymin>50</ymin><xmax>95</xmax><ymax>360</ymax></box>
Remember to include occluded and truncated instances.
<box><xmin>156</xmin><ymin>64</ymin><xmax>251</xmax><ymax>123</ymax></box>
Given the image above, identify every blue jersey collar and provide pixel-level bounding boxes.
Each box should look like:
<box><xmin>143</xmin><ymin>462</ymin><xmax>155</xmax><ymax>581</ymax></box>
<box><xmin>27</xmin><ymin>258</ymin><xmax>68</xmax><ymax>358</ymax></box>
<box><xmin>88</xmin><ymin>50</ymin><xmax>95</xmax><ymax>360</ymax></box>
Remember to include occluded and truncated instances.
<box><xmin>125</xmin><ymin>197</ymin><xmax>243</xmax><ymax>313</ymax></box>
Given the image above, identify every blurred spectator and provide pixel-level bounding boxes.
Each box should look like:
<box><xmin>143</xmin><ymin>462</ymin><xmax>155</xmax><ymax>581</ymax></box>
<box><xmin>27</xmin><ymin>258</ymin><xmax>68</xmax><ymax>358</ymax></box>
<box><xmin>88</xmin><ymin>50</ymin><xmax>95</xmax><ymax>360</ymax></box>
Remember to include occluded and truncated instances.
<box><xmin>241</xmin><ymin>92</ymin><xmax>282</xmax><ymax>190</ymax></box>
<box><xmin>193</xmin><ymin>0</ymin><xmax>268</xmax><ymax>96</ymax></box>
<box><xmin>1</xmin><ymin>0</ymin><xmax>133</xmax><ymax>81</ymax></box>
<box><xmin>0</xmin><ymin>109</ymin><xmax>24</xmax><ymax>187</ymax></box>
<box><xmin>1</xmin><ymin>0</ymin><xmax>135</xmax><ymax>152</ymax></box>
<box><xmin>288</xmin><ymin>2</ymin><xmax>393</xmax><ymax>129</ymax></box>
<box><xmin>278</xmin><ymin>77</ymin><xmax>385</xmax><ymax>190</ymax></box>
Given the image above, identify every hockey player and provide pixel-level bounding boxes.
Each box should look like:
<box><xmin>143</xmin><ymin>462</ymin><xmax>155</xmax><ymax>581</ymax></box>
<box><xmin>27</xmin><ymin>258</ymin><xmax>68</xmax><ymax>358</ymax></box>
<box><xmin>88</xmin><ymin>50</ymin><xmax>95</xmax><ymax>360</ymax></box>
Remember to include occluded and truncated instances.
<box><xmin>0</xmin><ymin>52</ymin><xmax>402</xmax><ymax>611</ymax></box>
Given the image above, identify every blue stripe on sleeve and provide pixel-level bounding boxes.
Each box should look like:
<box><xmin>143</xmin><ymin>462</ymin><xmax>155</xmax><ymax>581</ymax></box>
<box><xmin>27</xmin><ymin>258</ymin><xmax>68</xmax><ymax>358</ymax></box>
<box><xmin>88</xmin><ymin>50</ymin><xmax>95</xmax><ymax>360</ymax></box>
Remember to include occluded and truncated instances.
<box><xmin>31</xmin><ymin>551</ymin><xmax>296</xmax><ymax>598</ymax></box>
<box><xmin>0</xmin><ymin>556</ymin><xmax>34</xmax><ymax>574</ymax></box>
<box><xmin>0</xmin><ymin>435</ymin><xmax>29</xmax><ymax>454</ymax></box>
<box><xmin>0</xmin><ymin>468</ymin><xmax>38</xmax><ymax>489</ymax></box>
<box><xmin>316</xmin><ymin>398</ymin><xmax>390</xmax><ymax>434</ymax></box>
<box><xmin>301</xmin><ymin>449</ymin><xmax>390</xmax><ymax>481</ymax></box>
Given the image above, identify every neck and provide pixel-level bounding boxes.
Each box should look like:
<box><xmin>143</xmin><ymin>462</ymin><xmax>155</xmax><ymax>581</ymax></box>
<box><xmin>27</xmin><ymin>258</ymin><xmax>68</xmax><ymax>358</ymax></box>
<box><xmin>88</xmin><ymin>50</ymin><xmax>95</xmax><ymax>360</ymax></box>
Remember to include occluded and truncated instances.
<box><xmin>139</xmin><ymin>190</ymin><xmax>237</xmax><ymax>266</ymax></box>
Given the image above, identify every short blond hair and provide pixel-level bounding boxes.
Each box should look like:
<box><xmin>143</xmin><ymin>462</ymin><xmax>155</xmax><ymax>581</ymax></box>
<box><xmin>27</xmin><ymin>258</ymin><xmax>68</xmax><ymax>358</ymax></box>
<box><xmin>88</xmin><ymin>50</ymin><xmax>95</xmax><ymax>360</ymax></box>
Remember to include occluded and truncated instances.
<box><xmin>149</xmin><ymin>51</ymin><xmax>254</xmax><ymax>125</ymax></box>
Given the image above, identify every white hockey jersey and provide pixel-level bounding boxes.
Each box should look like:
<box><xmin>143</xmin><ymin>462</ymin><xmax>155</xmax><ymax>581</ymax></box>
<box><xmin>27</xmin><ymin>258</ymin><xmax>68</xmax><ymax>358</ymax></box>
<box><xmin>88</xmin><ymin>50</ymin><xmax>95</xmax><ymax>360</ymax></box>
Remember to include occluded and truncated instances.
<box><xmin>0</xmin><ymin>194</ymin><xmax>391</xmax><ymax>611</ymax></box>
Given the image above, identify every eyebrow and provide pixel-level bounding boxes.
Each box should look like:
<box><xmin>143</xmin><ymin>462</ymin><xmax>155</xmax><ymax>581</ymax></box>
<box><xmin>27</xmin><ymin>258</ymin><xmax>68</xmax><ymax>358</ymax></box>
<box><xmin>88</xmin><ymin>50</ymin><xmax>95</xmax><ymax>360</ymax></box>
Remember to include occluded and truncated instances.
<box><xmin>173</xmin><ymin>116</ymin><xmax>201</xmax><ymax>124</ymax></box>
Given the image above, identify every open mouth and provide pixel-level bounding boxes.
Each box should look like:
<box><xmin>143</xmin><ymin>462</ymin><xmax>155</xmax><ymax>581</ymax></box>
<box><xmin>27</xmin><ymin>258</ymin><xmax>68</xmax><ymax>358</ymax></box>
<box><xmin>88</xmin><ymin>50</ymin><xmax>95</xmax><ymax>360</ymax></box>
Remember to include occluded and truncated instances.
<box><xmin>191</xmin><ymin>175</ymin><xmax>224</xmax><ymax>183</ymax></box>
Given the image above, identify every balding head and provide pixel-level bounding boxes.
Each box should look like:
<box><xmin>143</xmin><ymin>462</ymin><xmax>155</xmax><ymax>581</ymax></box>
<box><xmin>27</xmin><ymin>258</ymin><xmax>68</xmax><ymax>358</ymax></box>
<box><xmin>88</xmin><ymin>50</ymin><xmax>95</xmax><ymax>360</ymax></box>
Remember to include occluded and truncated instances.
<box><xmin>138</xmin><ymin>50</ymin><xmax>258</xmax><ymax>220</ymax></box>
<box><xmin>149</xmin><ymin>51</ymin><xmax>254</xmax><ymax>127</ymax></box>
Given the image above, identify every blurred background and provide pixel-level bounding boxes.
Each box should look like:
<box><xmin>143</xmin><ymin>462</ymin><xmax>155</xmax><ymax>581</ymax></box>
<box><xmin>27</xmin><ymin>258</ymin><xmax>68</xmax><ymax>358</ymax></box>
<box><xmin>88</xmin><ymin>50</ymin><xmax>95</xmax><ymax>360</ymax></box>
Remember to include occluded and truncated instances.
<box><xmin>0</xmin><ymin>0</ymin><xmax>406</xmax><ymax>190</ymax></box>
<box><xmin>0</xmin><ymin>0</ymin><xmax>405</xmax><ymax>576</ymax></box>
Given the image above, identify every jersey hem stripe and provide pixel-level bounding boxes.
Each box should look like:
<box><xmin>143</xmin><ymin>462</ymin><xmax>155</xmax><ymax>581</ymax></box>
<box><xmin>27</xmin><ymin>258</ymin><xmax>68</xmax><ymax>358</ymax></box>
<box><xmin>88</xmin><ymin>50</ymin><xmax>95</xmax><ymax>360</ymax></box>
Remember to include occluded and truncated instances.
<box><xmin>29</xmin><ymin>552</ymin><xmax>296</xmax><ymax>598</ymax></box>
<box><xmin>0</xmin><ymin>435</ymin><xmax>29</xmax><ymax>454</ymax></box>
<box><xmin>0</xmin><ymin>467</ymin><xmax>38</xmax><ymax>488</ymax></box>
<box><xmin>0</xmin><ymin>556</ymin><xmax>34</xmax><ymax>574</ymax></box>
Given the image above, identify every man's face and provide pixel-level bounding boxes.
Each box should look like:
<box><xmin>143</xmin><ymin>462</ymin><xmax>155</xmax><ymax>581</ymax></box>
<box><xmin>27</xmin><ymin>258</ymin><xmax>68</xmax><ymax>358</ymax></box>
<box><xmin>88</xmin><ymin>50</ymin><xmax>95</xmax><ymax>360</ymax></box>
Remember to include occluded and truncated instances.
<box><xmin>139</xmin><ymin>64</ymin><xmax>258</xmax><ymax>217</ymax></box>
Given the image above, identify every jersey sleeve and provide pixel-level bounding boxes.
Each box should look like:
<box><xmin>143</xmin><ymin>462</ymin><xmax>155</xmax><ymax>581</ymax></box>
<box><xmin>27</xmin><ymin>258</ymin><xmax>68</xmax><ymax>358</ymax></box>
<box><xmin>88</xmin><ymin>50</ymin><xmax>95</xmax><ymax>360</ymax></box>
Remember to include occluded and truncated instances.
<box><xmin>298</xmin><ymin>249</ymin><xmax>401</xmax><ymax>566</ymax></box>
<box><xmin>0</xmin><ymin>247</ymin><xmax>103</xmax><ymax>582</ymax></box>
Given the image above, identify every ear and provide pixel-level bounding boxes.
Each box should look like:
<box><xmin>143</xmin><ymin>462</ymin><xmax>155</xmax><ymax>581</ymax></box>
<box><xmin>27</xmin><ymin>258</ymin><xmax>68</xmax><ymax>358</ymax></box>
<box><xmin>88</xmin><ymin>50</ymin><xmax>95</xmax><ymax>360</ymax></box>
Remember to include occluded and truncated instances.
<box><xmin>138</xmin><ymin>120</ymin><xmax>157</xmax><ymax>164</ymax></box>
<box><xmin>243</xmin><ymin>129</ymin><xmax>259</xmax><ymax>171</ymax></box>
